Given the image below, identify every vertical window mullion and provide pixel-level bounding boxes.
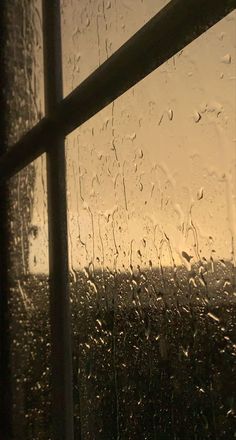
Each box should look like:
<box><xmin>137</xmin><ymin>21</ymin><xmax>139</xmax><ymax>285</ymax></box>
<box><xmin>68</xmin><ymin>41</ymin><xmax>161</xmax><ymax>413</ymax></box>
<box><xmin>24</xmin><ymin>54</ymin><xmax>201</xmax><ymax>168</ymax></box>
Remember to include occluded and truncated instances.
<box><xmin>42</xmin><ymin>2</ymin><xmax>74</xmax><ymax>439</ymax></box>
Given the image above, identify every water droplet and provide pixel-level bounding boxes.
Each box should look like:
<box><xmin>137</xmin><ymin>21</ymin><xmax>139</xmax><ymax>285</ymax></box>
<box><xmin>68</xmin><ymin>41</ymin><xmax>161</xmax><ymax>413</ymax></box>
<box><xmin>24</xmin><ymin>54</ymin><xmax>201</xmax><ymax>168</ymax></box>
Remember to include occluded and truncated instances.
<box><xmin>221</xmin><ymin>54</ymin><xmax>231</xmax><ymax>64</ymax></box>
<box><xmin>199</xmin><ymin>387</ymin><xmax>205</xmax><ymax>394</ymax></box>
<box><xmin>197</xmin><ymin>187</ymin><xmax>204</xmax><ymax>200</ymax></box>
<box><xmin>182</xmin><ymin>347</ymin><xmax>189</xmax><ymax>357</ymax></box>
<box><xmin>223</xmin><ymin>280</ymin><xmax>231</xmax><ymax>289</ymax></box>
<box><xmin>129</xmin><ymin>132</ymin><xmax>136</xmax><ymax>141</ymax></box>
<box><xmin>189</xmin><ymin>277</ymin><xmax>197</xmax><ymax>287</ymax></box>
<box><xmin>193</xmin><ymin>111</ymin><xmax>201</xmax><ymax>123</ymax></box>
<box><xmin>168</xmin><ymin>108</ymin><xmax>173</xmax><ymax>121</ymax></box>
<box><xmin>158</xmin><ymin>113</ymin><xmax>164</xmax><ymax>125</ymax></box>
<box><xmin>219</xmin><ymin>32</ymin><xmax>225</xmax><ymax>41</ymax></box>
<box><xmin>182</xmin><ymin>251</ymin><xmax>193</xmax><ymax>263</ymax></box>
<box><xmin>207</xmin><ymin>312</ymin><xmax>220</xmax><ymax>322</ymax></box>
<box><xmin>96</xmin><ymin>318</ymin><xmax>102</xmax><ymax>328</ymax></box>
<box><xmin>138</xmin><ymin>149</ymin><xmax>143</xmax><ymax>159</ymax></box>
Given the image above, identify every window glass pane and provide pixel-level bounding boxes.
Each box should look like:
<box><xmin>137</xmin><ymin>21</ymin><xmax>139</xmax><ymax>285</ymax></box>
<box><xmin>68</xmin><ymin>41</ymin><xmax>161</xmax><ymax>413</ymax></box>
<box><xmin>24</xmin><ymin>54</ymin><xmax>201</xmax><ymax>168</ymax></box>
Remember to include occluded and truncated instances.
<box><xmin>7</xmin><ymin>158</ymin><xmax>50</xmax><ymax>440</ymax></box>
<box><xmin>3</xmin><ymin>0</ymin><xmax>44</xmax><ymax>147</ymax></box>
<box><xmin>66</xmin><ymin>12</ymin><xmax>236</xmax><ymax>439</ymax></box>
<box><xmin>61</xmin><ymin>0</ymin><xmax>170</xmax><ymax>95</ymax></box>
<box><xmin>3</xmin><ymin>2</ymin><xmax>51</xmax><ymax>438</ymax></box>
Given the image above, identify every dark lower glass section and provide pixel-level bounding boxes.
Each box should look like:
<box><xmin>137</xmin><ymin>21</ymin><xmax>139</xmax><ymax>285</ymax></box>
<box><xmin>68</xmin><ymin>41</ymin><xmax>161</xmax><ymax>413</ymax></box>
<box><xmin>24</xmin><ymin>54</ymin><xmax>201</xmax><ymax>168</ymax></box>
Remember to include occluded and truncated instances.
<box><xmin>4</xmin><ymin>262</ymin><xmax>235</xmax><ymax>439</ymax></box>
<box><xmin>71</xmin><ymin>263</ymin><xmax>236</xmax><ymax>440</ymax></box>
<box><xmin>8</xmin><ymin>275</ymin><xmax>52</xmax><ymax>440</ymax></box>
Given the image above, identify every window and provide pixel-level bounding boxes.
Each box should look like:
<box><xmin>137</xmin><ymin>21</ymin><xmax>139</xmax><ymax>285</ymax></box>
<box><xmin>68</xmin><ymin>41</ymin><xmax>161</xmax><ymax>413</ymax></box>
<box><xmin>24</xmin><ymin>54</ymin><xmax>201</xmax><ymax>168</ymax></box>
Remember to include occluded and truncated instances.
<box><xmin>0</xmin><ymin>1</ymin><xmax>235</xmax><ymax>439</ymax></box>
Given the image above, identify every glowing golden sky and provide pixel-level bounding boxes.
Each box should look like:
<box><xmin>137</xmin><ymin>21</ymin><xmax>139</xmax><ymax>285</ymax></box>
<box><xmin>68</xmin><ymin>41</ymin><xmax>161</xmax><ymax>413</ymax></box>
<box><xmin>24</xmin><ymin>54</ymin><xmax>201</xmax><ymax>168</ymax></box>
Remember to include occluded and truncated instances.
<box><xmin>28</xmin><ymin>3</ymin><xmax>236</xmax><ymax>274</ymax></box>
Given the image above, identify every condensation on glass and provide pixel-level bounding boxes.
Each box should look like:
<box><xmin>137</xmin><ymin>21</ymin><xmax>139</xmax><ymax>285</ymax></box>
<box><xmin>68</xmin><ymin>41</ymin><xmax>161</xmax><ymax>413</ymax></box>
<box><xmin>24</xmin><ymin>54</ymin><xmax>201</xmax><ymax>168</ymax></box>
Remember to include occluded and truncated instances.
<box><xmin>3</xmin><ymin>0</ymin><xmax>44</xmax><ymax>147</ymax></box>
<box><xmin>65</xmin><ymin>11</ymin><xmax>236</xmax><ymax>439</ymax></box>
<box><xmin>3</xmin><ymin>1</ymin><xmax>51</xmax><ymax>439</ymax></box>
<box><xmin>7</xmin><ymin>160</ymin><xmax>50</xmax><ymax>440</ymax></box>
<box><xmin>61</xmin><ymin>0</ymin><xmax>170</xmax><ymax>95</ymax></box>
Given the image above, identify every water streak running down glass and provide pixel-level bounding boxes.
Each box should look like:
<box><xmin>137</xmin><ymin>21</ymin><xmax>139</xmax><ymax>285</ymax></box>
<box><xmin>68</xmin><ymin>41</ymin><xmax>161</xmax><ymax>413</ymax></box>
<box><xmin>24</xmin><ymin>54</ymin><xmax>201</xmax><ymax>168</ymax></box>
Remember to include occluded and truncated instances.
<box><xmin>61</xmin><ymin>0</ymin><xmax>170</xmax><ymax>95</ymax></box>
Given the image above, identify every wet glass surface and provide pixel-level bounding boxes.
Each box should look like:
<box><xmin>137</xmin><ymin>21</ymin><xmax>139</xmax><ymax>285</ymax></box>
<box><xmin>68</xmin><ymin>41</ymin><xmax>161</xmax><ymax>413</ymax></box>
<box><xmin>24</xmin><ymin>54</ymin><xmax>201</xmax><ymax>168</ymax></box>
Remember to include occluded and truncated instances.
<box><xmin>65</xmin><ymin>10</ymin><xmax>236</xmax><ymax>439</ymax></box>
<box><xmin>7</xmin><ymin>159</ymin><xmax>51</xmax><ymax>440</ymax></box>
<box><xmin>3</xmin><ymin>0</ymin><xmax>44</xmax><ymax>147</ymax></box>
<box><xmin>61</xmin><ymin>0</ymin><xmax>170</xmax><ymax>95</ymax></box>
<box><xmin>3</xmin><ymin>1</ymin><xmax>51</xmax><ymax>439</ymax></box>
<box><xmin>2</xmin><ymin>1</ymin><xmax>236</xmax><ymax>439</ymax></box>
